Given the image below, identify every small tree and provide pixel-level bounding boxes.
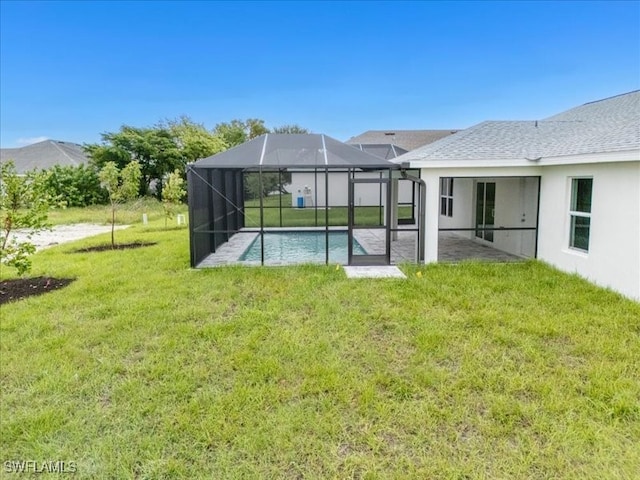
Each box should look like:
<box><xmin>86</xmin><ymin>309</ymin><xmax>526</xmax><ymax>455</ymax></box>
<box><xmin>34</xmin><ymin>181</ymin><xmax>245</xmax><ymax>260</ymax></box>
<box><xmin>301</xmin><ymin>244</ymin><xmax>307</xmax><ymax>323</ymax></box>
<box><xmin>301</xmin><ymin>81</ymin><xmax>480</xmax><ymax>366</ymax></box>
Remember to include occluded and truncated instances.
<box><xmin>0</xmin><ymin>161</ymin><xmax>51</xmax><ymax>275</ymax></box>
<box><xmin>98</xmin><ymin>161</ymin><xmax>142</xmax><ymax>248</ymax></box>
<box><xmin>161</xmin><ymin>169</ymin><xmax>186</xmax><ymax>228</ymax></box>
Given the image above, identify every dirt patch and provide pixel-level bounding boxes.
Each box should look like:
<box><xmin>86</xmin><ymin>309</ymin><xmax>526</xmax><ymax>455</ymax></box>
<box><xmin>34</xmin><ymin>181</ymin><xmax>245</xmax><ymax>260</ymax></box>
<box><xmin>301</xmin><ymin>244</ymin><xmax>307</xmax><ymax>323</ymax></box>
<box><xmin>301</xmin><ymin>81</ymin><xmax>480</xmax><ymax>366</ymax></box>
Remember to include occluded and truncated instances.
<box><xmin>0</xmin><ymin>276</ymin><xmax>75</xmax><ymax>305</ymax></box>
<box><xmin>10</xmin><ymin>224</ymin><xmax>128</xmax><ymax>251</ymax></box>
<box><xmin>73</xmin><ymin>241</ymin><xmax>157</xmax><ymax>253</ymax></box>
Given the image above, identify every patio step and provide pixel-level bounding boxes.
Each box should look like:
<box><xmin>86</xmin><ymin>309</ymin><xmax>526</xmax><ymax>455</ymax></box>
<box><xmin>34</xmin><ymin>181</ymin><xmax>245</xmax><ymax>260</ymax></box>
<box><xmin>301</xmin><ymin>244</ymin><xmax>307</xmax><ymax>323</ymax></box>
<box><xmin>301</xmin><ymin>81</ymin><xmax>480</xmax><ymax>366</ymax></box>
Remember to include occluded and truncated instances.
<box><xmin>343</xmin><ymin>266</ymin><xmax>407</xmax><ymax>279</ymax></box>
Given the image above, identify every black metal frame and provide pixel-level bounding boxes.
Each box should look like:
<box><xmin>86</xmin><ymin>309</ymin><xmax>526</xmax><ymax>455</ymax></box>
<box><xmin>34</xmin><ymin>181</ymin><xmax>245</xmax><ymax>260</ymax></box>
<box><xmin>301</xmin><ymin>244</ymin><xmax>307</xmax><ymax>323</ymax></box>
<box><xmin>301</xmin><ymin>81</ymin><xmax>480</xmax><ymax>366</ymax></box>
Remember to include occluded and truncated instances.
<box><xmin>347</xmin><ymin>174</ymin><xmax>392</xmax><ymax>266</ymax></box>
<box><xmin>436</xmin><ymin>175</ymin><xmax>542</xmax><ymax>260</ymax></box>
<box><xmin>188</xmin><ymin>163</ymin><xmax>416</xmax><ymax>268</ymax></box>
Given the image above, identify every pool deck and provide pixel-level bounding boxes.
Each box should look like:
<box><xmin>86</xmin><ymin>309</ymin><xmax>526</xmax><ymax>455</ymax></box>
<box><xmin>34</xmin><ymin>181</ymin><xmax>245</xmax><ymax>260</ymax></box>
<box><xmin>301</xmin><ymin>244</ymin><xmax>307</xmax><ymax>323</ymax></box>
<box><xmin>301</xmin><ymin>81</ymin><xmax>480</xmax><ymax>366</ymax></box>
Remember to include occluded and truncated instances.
<box><xmin>196</xmin><ymin>227</ymin><xmax>523</xmax><ymax>267</ymax></box>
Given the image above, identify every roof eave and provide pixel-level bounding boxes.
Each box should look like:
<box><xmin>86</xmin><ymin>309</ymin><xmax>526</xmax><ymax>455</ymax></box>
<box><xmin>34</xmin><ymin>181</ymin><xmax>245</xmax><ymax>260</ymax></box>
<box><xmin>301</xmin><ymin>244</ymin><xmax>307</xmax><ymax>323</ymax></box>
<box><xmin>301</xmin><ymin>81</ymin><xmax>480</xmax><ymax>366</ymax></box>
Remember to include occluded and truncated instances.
<box><xmin>409</xmin><ymin>148</ymin><xmax>639</xmax><ymax>169</ymax></box>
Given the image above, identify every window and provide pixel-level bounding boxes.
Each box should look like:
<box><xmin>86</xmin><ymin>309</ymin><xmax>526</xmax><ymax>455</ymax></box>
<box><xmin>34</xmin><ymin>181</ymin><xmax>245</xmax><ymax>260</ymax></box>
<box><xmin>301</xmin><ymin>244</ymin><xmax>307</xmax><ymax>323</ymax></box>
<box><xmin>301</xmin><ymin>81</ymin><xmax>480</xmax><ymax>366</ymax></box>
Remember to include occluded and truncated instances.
<box><xmin>569</xmin><ymin>178</ymin><xmax>592</xmax><ymax>252</ymax></box>
<box><xmin>440</xmin><ymin>177</ymin><xmax>454</xmax><ymax>217</ymax></box>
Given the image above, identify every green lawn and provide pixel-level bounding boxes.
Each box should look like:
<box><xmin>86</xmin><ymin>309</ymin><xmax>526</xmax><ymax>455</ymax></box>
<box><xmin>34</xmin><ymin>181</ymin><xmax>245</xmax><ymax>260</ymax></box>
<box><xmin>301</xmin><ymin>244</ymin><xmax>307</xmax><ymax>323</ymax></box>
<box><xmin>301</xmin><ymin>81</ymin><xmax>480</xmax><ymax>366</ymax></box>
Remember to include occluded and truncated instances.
<box><xmin>1</xmin><ymin>206</ymin><xmax>639</xmax><ymax>479</ymax></box>
<box><xmin>46</xmin><ymin>197</ymin><xmax>171</xmax><ymax>226</ymax></box>
<box><xmin>243</xmin><ymin>194</ymin><xmax>413</xmax><ymax>228</ymax></box>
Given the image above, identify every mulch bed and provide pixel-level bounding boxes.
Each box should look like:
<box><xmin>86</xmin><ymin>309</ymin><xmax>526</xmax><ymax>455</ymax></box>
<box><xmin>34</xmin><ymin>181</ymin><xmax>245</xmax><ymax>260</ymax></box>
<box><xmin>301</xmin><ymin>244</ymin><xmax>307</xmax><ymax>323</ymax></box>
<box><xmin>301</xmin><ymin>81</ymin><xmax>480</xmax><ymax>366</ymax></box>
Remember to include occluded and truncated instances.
<box><xmin>0</xmin><ymin>276</ymin><xmax>75</xmax><ymax>305</ymax></box>
<box><xmin>73</xmin><ymin>241</ymin><xmax>156</xmax><ymax>253</ymax></box>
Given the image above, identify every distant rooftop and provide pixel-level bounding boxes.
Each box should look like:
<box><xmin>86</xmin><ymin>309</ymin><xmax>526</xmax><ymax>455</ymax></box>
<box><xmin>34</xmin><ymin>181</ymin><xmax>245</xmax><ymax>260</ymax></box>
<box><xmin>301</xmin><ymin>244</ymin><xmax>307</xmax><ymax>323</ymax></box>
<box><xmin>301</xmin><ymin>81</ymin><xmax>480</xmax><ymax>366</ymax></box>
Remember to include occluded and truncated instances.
<box><xmin>350</xmin><ymin>143</ymin><xmax>409</xmax><ymax>160</ymax></box>
<box><xmin>346</xmin><ymin>130</ymin><xmax>460</xmax><ymax>151</ymax></box>
<box><xmin>0</xmin><ymin>139</ymin><xmax>88</xmax><ymax>174</ymax></box>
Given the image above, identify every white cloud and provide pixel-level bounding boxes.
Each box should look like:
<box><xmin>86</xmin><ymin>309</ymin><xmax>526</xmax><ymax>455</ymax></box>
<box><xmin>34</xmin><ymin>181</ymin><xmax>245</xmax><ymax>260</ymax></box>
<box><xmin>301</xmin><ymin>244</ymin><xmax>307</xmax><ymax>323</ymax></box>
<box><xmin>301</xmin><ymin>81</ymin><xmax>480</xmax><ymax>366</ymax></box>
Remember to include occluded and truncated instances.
<box><xmin>15</xmin><ymin>136</ymin><xmax>50</xmax><ymax>146</ymax></box>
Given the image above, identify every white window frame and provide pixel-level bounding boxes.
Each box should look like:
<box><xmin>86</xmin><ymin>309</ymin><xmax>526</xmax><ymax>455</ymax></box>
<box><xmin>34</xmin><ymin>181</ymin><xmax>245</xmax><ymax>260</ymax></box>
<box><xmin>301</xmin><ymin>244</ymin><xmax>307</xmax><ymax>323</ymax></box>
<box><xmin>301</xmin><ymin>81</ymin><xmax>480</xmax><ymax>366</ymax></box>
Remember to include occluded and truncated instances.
<box><xmin>568</xmin><ymin>177</ymin><xmax>593</xmax><ymax>253</ymax></box>
<box><xmin>440</xmin><ymin>177</ymin><xmax>454</xmax><ymax>217</ymax></box>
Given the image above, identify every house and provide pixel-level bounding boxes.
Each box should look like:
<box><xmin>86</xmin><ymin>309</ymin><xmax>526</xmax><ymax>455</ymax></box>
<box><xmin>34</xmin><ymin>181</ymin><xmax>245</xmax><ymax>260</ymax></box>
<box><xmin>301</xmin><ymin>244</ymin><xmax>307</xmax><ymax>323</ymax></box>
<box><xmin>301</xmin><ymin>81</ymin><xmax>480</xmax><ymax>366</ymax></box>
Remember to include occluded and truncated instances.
<box><xmin>347</xmin><ymin>129</ymin><xmax>459</xmax><ymax>151</ymax></box>
<box><xmin>286</xmin><ymin>131</ymin><xmax>460</xmax><ymax>209</ymax></box>
<box><xmin>286</xmin><ymin>143</ymin><xmax>411</xmax><ymax>209</ymax></box>
<box><xmin>396</xmin><ymin>91</ymin><xmax>640</xmax><ymax>301</ymax></box>
<box><xmin>0</xmin><ymin>139</ymin><xmax>89</xmax><ymax>174</ymax></box>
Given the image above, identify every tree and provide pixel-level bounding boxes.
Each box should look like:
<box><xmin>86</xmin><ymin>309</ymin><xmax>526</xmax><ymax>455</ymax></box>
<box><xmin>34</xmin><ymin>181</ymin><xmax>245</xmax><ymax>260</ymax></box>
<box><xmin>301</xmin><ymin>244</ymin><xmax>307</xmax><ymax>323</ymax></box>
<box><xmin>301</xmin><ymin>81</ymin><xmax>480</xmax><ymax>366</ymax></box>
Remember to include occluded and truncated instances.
<box><xmin>272</xmin><ymin>124</ymin><xmax>310</xmax><ymax>134</ymax></box>
<box><xmin>163</xmin><ymin>116</ymin><xmax>227</xmax><ymax>163</ymax></box>
<box><xmin>98</xmin><ymin>161</ymin><xmax>142</xmax><ymax>248</ymax></box>
<box><xmin>86</xmin><ymin>126</ymin><xmax>182</xmax><ymax>197</ymax></box>
<box><xmin>213</xmin><ymin>118</ymin><xmax>269</xmax><ymax>147</ymax></box>
<box><xmin>161</xmin><ymin>169</ymin><xmax>186</xmax><ymax>228</ymax></box>
<box><xmin>0</xmin><ymin>161</ymin><xmax>51</xmax><ymax>275</ymax></box>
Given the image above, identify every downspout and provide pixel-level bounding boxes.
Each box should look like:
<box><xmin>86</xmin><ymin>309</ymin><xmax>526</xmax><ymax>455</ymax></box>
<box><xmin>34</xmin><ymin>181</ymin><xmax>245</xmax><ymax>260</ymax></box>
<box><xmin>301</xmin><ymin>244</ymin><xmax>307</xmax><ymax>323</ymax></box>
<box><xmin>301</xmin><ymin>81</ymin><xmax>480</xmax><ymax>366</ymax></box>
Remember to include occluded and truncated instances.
<box><xmin>400</xmin><ymin>164</ymin><xmax>426</xmax><ymax>263</ymax></box>
<box><xmin>322</xmin><ymin>134</ymin><xmax>330</xmax><ymax>264</ymax></box>
<box><xmin>258</xmin><ymin>134</ymin><xmax>268</xmax><ymax>266</ymax></box>
<box><xmin>534</xmin><ymin>176</ymin><xmax>542</xmax><ymax>259</ymax></box>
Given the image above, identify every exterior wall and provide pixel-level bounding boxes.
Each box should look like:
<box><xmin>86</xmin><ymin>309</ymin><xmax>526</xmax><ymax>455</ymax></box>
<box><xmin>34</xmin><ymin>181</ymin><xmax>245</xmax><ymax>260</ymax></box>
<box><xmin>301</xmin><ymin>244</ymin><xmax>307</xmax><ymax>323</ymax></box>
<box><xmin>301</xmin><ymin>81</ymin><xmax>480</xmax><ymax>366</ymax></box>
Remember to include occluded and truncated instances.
<box><xmin>438</xmin><ymin>177</ymin><xmax>474</xmax><ymax>237</ymax></box>
<box><xmin>288</xmin><ymin>171</ymin><xmax>413</xmax><ymax>207</ymax></box>
<box><xmin>537</xmin><ymin>161</ymin><xmax>640</xmax><ymax>301</ymax></box>
<box><xmin>421</xmin><ymin>162</ymin><xmax>640</xmax><ymax>301</ymax></box>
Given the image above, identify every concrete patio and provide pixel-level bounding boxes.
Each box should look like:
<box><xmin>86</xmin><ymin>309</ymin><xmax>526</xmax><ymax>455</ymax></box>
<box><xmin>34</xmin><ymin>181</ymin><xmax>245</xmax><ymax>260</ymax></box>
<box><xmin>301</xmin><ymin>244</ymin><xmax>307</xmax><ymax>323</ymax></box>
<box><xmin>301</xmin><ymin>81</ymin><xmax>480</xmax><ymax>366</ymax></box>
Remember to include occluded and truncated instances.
<box><xmin>195</xmin><ymin>227</ymin><xmax>524</xmax><ymax>267</ymax></box>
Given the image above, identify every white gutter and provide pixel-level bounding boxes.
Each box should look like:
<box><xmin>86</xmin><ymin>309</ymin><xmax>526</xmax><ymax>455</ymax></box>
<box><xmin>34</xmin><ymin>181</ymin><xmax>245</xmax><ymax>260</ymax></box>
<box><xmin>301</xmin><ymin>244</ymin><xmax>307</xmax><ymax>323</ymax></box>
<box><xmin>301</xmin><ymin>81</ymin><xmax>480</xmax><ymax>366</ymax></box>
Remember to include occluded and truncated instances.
<box><xmin>409</xmin><ymin>148</ymin><xmax>639</xmax><ymax>169</ymax></box>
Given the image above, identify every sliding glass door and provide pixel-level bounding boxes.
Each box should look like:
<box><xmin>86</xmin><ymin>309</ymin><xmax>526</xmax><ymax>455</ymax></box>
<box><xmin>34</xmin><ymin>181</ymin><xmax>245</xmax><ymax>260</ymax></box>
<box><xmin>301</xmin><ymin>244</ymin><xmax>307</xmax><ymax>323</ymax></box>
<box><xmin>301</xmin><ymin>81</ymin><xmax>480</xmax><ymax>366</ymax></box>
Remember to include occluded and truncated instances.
<box><xmin>475</xmin><ymin>182</ymin><xmax>495</xmax><ymax>242</ymax></box>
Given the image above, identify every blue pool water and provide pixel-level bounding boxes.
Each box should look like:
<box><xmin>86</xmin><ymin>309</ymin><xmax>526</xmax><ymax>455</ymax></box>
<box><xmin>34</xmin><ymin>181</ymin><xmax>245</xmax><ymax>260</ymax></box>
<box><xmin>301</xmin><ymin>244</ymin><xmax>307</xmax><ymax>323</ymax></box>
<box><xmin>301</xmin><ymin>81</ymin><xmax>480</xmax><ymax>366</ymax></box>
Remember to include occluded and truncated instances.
<box><xmin>239</xmin><ymin>232</ymin><xmax>367</xmax><ymax>264</ymax></box>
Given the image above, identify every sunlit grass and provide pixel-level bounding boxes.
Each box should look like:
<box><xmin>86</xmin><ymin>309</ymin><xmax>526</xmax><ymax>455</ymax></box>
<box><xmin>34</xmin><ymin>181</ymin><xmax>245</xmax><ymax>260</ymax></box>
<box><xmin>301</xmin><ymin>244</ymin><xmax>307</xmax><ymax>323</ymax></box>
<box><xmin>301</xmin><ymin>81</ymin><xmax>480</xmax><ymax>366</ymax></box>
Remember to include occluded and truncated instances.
<box><xmin>1</xmin><ymin>219</ymin><xmax>639</xmax><ymax>479</ymax></box>
<box><xmin>46</xmin><ymin>197</ymin><xmax>175</xmax><ymax>226</ymax></box>
<box><xmin>244</xmin><ymin>194</ymin><xmax>412</xmax><ymax>227</ymax></box>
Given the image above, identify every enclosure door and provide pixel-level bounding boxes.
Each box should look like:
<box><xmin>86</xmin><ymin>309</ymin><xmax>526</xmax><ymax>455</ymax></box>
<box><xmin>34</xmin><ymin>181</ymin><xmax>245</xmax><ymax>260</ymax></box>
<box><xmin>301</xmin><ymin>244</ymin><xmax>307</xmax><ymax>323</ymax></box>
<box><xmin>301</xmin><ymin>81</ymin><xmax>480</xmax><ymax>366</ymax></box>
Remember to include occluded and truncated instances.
<box><xmin>475</xmin><ymin>182</ymin><xmax>496</xmax><ymax>242</ymax></box>
<box><xmin>348</xmin><ymin>177</ymin><xmax>391</xmax><ymax>265</ymax></box>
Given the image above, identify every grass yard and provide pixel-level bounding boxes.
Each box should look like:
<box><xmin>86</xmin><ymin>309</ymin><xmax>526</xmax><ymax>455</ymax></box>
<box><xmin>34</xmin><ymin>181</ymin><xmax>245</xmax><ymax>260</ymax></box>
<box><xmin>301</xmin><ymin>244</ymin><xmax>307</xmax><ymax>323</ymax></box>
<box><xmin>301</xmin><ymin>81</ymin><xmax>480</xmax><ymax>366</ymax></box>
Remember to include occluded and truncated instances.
<box><xmin>46</xmin><ymin>197</ymin><xmax>169</xmax><ymax>226</ymax></box>
<box><xmin>1</xmin><ymin>206</ymin><xmax>639</xmax><ymax>479</ymax></box>
<box><xmin>243</xmin><ymin>194</ymin><xmax>413</xmax><ymax>228</ymax></box>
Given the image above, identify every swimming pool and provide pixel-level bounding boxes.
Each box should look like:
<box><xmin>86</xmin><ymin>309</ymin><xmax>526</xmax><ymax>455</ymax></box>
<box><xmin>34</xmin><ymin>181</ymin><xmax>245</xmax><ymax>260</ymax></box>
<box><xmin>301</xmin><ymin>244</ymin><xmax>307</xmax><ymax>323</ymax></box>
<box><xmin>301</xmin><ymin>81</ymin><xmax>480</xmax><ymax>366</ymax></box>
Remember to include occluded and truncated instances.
<box><xmin>239</xmin><ymin>231</ymin><xmax>367</xmax><ymax>264</ymax></box>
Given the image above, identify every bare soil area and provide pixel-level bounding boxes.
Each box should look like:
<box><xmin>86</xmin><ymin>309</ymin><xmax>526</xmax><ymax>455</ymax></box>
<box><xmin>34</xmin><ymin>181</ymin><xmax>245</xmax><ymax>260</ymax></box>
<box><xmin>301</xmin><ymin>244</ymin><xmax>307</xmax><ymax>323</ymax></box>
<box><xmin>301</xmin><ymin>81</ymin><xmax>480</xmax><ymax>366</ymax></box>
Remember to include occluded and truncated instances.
<box><xmin>0</xmin><ymin>277</ymin><xmax>75</xmax><ymax>305</ymax></box>
<box><xmin>73</xmin><ymin>241</ymin><xmax>156</xmax><ymax>252</ymax></box>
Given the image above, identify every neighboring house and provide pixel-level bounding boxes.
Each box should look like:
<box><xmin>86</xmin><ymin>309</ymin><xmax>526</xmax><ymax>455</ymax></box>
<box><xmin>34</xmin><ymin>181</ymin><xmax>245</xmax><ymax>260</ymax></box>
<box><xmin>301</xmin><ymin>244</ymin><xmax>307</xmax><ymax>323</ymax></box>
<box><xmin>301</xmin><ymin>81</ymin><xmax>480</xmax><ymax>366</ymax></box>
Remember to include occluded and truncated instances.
<box><xmin>287</xmin><ymin>143</ymin><xmax>411</xmax><ymax>208</ymax></box>
<box><xmin>0</xmin><ymin>139</ymin><xmax>89</xmax><ymax>174</ymax></box>
<box><xmin>347</xmin><ymin>129</ymin><xmax>459</xmax><ymax>151</ymax></box>
<box><xmin>287</xmin><ymin>132</ymin><xmax>460</xmax><ymax>208</ymax></box>
<box><xmin>350</xmin><ymin>143</ymin><xmax>409</xmax><ymax>160</ymax></box>
<box><xmin>396</xmin><ymin>90</ymin><xmax>640</xmax><ymax>301</ymax></box>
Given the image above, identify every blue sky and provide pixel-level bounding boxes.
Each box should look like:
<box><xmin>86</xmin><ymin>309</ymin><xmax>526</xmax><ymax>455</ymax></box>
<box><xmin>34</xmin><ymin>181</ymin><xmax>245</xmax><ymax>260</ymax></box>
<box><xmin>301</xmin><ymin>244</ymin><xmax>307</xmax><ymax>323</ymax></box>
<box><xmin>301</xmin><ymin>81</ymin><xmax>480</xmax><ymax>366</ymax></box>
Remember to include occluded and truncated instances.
<box><xmin>1</xmin><ymin>0</ymin><xmax>638</xmax><ymax>148</ymax></box>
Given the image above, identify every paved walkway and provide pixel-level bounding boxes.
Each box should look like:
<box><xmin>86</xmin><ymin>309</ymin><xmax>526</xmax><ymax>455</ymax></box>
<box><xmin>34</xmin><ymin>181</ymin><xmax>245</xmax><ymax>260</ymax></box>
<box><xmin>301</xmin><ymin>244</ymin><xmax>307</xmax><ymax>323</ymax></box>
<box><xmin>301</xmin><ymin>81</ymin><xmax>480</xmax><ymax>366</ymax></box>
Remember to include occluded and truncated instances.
<box><xmin>8</xmin><ymin>224</ymin><xmax>128</xmax><ymax>251</ymax></box>
<box><xmin>438</xmin><ymin>232</ymin><xmax>522</xmax><ymax>262</ymax></box>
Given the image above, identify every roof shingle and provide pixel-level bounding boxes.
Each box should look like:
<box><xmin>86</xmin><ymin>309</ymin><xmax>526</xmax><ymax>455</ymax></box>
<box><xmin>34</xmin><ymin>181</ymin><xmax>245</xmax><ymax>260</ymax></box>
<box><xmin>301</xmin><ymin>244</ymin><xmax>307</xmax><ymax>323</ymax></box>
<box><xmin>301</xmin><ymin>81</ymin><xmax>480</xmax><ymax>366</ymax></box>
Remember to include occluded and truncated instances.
<box><xmin>346</xmin><ymin>130</ymin><xmax>459</xmax><ymax>151</ymax></box>
<box><xmin>0</xmin><ymin>140</ymin><xmax>89</xmax><ymax>173</ymax></box>
<box><xmin>398</xmin><ymin>90</ymin><xmax>640</xmax><ymax>164</ymax></box>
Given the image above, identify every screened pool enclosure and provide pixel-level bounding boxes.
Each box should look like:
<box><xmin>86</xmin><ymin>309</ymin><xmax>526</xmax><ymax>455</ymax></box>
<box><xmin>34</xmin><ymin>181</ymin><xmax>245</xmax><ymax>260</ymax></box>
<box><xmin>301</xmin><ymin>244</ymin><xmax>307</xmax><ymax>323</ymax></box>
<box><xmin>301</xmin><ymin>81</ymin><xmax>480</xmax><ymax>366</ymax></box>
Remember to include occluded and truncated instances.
<box><xmin>187</xmin><ymin>134</ymin><xmax>425</xmax><ymax>267</ymax></box>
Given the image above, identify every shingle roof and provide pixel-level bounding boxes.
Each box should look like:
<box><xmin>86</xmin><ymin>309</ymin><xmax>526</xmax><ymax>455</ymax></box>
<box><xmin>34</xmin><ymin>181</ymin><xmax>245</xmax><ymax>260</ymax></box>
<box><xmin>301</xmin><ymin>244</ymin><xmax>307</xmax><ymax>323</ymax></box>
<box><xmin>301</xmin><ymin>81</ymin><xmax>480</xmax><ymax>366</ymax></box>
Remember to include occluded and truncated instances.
<box><xmin>0</xmin><ymin>140</ymin><xmax>89</xmax><ymax>174</ymax></box>
<box><xmin>350</xmin><ymin>144</ymin><xmax>409</xmax><ymax>160</ymax></box>
<box><xmin>346</xmin><ymin>130</ymin><xmax>459</xmax><ymax>151</ymax></box>
<box><xmin>193</xmin><ymin>134</ymin><xmax>398</xmax><ymax>170</ymax></box>
<box><xmin>398</xmin><ymin>91</ymin><xmax>640</xmax><ymax>165</ymax></box>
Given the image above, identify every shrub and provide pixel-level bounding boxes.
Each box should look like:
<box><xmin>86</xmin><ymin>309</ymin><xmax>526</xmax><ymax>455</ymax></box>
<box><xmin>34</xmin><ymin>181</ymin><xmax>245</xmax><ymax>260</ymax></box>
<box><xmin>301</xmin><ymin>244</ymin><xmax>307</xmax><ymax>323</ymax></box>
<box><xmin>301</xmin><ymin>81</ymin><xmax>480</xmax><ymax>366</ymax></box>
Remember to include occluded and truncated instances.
<box><xmin>43</xmin><ymin>164</ymin><xmax>107</xmax><ymax>207</ymax></box>
<box><xmin>0</xmin><ymin>161</ymin><xmax>51</xmax><ymax>275</ymax></box>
